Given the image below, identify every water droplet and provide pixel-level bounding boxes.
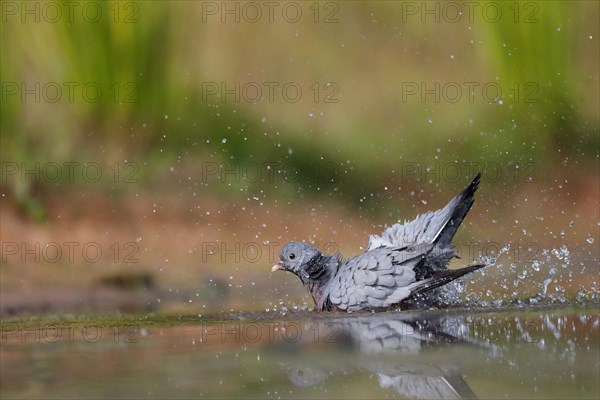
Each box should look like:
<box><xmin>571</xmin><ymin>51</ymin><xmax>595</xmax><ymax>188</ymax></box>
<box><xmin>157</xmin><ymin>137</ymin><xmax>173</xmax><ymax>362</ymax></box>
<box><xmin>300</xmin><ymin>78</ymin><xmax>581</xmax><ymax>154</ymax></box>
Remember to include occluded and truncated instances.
<box><xmin>552</xmin><ymin>248</ymin><xmax>563</xmax><ymax>260</ymax></box>
<box><xmin>518</xmin><ymin>270</ymin><xmax>528</xmax><ymax>280</ymax></box>
<box><xmin>587</xmin><ymin>237</ymin><xmax>594</xmax><ymax>244</ymax></box>
<box><xmin>541</xmin><ymin>278</ymin><xmax>552</xmax><ymax>297</ymax></box>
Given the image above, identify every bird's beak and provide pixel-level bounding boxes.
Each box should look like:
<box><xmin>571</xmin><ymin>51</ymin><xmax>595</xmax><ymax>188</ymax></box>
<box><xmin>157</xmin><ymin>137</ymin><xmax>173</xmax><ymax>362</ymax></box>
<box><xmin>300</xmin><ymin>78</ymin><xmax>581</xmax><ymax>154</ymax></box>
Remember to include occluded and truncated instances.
<box><xmin>271</xmin><ymin>261</ymin><xmax>285</xmax><ymax>272</ymax></box>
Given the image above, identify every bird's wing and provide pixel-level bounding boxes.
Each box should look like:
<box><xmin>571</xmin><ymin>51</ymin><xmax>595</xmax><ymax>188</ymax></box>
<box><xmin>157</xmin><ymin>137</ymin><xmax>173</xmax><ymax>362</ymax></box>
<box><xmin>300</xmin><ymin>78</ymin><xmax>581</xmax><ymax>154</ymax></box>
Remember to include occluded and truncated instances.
<box><xmin>328</xmin><ymin>243</ymin><xmax>434</xmax><ymax>311</ymax></box>
<box><xmin>368</xmin><ymin>173</ymin><xmax>480</xmax><ymax>251</ymax></box>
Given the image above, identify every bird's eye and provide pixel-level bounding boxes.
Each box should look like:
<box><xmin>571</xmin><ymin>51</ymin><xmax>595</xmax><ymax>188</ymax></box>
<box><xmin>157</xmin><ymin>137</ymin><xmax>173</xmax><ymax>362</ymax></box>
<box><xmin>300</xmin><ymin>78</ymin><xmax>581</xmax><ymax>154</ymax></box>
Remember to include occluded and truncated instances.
<box><xmin>289</xmin><ymin>253</ymin><xmax>296</xmax><ymax>260</ymax></box>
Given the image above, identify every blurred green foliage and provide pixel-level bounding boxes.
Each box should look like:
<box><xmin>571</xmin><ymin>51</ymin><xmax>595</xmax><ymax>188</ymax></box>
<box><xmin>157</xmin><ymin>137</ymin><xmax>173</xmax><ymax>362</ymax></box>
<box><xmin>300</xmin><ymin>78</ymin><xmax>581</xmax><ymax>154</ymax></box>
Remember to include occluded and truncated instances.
<box><xmin>1</xmin><ymin>1</ymin><xmax>598</xmax><ymax>220</ymax></box>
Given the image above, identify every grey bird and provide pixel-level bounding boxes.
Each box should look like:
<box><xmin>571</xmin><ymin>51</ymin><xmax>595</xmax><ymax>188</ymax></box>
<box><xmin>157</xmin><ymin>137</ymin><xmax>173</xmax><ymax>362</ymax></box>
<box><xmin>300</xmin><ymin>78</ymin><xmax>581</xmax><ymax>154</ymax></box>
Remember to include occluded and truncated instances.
<box><xmin>271</xmin><ymin>173</ymin><xmax>485</xmax><ymax>311</ymax></box>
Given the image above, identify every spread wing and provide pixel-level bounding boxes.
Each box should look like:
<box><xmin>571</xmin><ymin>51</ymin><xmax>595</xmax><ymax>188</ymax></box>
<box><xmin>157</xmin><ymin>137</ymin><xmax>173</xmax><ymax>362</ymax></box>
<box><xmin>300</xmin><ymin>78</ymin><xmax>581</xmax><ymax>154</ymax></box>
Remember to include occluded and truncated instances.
<box><xmin>328</xmin><ymin>244</ymin><xmax>434</xmax><ymax>311</ymax></box>
<box><xmin>367</xmin><ymin>174</ymin><xmax>481</xmax><ymax>265</ymax></box>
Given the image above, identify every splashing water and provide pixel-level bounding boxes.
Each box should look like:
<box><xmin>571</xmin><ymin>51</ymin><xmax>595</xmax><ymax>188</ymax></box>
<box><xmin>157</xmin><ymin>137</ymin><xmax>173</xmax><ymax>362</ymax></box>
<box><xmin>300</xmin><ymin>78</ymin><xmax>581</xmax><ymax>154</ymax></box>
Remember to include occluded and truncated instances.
<box><xmin>437</xmin><ymin>243</ymin><xmax>599</xmax><ymax>310</ymax></box>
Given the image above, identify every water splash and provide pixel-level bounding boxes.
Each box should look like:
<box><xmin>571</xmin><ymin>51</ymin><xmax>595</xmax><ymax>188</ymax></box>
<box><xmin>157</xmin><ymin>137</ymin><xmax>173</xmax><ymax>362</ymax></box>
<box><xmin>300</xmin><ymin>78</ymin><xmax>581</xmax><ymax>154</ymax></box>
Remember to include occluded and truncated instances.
<box><xmin>437</xmin><ymin>243</ymin><xmax>599</xmax><ymax>310</ymax></box>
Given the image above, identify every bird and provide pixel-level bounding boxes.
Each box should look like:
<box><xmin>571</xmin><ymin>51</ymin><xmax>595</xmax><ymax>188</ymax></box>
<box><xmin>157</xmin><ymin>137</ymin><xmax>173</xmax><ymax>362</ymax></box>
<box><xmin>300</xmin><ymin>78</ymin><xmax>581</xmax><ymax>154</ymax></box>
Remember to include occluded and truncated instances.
<box><xmin>271</xmin><ymin>173</ymin><xmax>485</xmax><ymax>312</ymax></box>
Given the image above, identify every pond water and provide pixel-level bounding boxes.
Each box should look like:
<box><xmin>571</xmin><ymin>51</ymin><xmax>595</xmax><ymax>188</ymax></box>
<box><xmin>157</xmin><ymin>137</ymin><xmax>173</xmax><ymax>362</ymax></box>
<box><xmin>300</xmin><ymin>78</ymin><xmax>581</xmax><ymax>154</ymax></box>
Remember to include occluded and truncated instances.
<box><xmin>1</xmin><ymin>305</ymin><xmax>598</xmax><ymax>399</ymax></box>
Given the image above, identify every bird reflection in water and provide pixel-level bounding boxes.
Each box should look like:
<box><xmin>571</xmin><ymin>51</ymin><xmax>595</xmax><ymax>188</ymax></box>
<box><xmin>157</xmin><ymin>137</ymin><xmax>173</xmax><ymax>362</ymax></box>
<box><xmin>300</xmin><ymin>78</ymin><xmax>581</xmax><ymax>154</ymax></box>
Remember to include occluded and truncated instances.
<box><xmin>272</xmin><ymin>312</ymin><xmax>483</xmax><ymax>399</ymax></box>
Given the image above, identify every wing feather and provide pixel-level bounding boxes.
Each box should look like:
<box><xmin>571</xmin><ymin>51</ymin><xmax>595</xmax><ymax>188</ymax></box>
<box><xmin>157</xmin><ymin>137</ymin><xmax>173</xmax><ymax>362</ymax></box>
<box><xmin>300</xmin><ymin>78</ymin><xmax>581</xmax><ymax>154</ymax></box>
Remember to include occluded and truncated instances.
<box><xmin>328</xmin><ymin>245</ymin><xmax>433</xmax><ymax>311</ymax></box>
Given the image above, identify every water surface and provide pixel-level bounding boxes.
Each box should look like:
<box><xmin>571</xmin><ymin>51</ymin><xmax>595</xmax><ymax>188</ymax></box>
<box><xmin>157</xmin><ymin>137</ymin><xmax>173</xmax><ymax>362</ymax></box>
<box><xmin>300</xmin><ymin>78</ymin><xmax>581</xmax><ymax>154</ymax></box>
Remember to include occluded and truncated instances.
<box><xmin>1</xmin><ymin>305</ymin><xmax>598</xmax><ymax>399</ymax></box>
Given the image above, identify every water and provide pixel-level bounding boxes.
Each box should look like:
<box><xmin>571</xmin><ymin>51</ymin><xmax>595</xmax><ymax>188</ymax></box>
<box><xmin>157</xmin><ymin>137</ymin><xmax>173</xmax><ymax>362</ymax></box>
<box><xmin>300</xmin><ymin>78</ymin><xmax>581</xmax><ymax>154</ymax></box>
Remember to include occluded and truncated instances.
<box><xmin>2</xmin><ymin>306</ymin><xmax>598</xmax><ymax>399</ymax></box>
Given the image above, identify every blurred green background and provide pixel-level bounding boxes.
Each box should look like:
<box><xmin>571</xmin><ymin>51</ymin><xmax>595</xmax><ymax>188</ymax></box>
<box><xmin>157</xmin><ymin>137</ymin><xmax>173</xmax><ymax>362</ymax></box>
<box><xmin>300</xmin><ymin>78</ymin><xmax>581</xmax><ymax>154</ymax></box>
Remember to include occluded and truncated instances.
<box><xmin>2</xmin><ymin>1</ymin><xmax>598</xmax><ymax>205</ymax></box>
<box><xmin>0</xmin><ymin>1</ymin><xmax>598</xmax><ymax>316</ymax></box>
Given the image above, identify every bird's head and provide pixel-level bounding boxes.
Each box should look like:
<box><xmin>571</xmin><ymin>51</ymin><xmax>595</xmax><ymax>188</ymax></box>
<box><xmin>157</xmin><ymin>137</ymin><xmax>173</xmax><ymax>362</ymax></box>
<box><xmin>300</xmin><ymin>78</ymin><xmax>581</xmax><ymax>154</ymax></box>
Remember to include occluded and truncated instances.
<box><xmin>272</xmin><ymin>242</ymin><xmax>323</xmax><ymax>282</ymax></box>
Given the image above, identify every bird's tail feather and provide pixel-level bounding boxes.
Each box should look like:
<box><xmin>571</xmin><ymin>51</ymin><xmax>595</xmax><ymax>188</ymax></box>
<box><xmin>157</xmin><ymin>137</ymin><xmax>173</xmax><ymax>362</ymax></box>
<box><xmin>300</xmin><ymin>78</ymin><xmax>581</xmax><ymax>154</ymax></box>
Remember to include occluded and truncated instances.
<box><xmin>367</xmin><ymin>173</ymin><xmax>481</xmax><ymax>254</ymax></box>
<box><xmin>408</xmin><ymin>264</ymin><xmax>486</xmax><ymax>297</ymax></box>
<box><xmin>433</xmin><ymin>172</ymin><xmax>481</xmax><ymax>246</ymax></box>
